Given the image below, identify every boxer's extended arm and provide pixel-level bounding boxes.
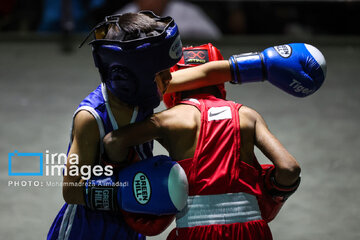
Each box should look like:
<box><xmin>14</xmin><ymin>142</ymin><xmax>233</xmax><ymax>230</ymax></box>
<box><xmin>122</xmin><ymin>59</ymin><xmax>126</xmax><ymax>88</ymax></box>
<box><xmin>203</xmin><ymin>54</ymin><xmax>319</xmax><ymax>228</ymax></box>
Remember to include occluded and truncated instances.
<box><xmin>252</xmin><ymin>109</ymin><xmax>301</xmax><ymax>186</ymax></box>
<box><xmin>167</xmin><ymin>60</ymin><xmax>232</xmax><ymax>93</ymax></box>
<box><xmin>62</xmin><ymin>110</ymin><xmax>99</xmax><ymax>205</ymax></box>
<box><xmin>103</xmin><ymin>114</ymin><xmax>163</xmax><ymax>163</ymax></box>
<box><xmin>168</xmin><ymin>43</ymin><xmax>326</xmax><ymax>97</ymax></box>
<box><xmin>104</xmin><ymin>106</ymin><xmax>196</xmax><ymax>163</ymax></box>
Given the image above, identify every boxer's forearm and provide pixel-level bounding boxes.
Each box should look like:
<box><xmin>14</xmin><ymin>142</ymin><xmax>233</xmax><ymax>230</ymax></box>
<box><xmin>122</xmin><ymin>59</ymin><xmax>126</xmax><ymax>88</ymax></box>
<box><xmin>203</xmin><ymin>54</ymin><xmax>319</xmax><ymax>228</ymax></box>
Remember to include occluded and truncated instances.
<box><xmin>62</xmin><ymin>144</ymin><xmax>94</xmax><ymax>205</ymax></box>
<box><xmin>103</xmin><ymin>116</ymin><xmax>162</xmax><ymax>162</ymax></box>
<box><xmin>167</xmin><ymin>60</ymin><xmax>231</xmax><ymax>93</ymax></box>
<box><xmin>254</xmin><ymin>110</ymin><xmax>301</xmax><ymax>186</ymax></box>
<box><xmin>103</xmin><ymin>131</ymin><xmax>129</xmax><ymax>163</ymax></box>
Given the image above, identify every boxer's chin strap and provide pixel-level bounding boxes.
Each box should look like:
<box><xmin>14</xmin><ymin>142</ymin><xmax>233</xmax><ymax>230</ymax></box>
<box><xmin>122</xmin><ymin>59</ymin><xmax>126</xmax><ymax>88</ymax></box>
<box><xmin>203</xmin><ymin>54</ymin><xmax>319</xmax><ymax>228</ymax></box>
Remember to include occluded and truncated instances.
<box><xmin>84</xmin><ymin>175</ymin><xmax>119</xmax><ymax>211</ymax></box>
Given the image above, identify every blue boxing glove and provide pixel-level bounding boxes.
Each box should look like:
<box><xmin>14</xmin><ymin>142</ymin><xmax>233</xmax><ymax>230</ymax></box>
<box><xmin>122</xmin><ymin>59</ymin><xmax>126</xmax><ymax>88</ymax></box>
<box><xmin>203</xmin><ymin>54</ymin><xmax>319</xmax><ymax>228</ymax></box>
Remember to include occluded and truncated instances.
<box><xmin>229</xmin><ymin>43</ymin><xmax>326</xmax><ymax>97</ymax></box>
<box><xmin>84</xmin><ymin>155</ymin><xmax>188</xmax><ymax>215</ymax></box>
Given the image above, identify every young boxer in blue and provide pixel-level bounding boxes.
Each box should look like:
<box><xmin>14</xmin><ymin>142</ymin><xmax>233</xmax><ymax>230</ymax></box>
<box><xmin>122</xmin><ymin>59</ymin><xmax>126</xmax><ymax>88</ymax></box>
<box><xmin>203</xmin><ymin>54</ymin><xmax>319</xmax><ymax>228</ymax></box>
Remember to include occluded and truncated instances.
<box><xmin>47</xmin><ymin>11</ymin><xmax>187</xmax><ymax>240</ymax></box>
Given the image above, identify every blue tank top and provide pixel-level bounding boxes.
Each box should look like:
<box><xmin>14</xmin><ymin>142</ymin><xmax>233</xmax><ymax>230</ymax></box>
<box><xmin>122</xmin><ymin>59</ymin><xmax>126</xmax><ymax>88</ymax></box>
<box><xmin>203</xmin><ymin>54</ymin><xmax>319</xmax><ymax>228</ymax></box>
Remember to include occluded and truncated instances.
<box><xmin>48</xmin><ymin>83</ymin><xmax>153</xmax><ymax>240</ymax></box>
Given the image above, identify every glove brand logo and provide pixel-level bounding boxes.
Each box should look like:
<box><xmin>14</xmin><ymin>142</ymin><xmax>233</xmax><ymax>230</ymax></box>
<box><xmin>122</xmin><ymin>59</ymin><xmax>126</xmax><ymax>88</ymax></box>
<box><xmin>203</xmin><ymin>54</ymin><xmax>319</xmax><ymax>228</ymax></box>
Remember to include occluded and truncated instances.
<box><xmin>93</xmin><ymin>188</ymin><xmax>113</xmax><ymax>210</ymax></box>
<box><xmin>289</xmin><ymin>79</ymin><xmax>315</xmax><ymax>95</ymax></box>
<box><xmin>274</xmin><ymin>45</ymin><xmax>292</xmax><ymax>58</ymax></box>
<box><xmin>133</xmin><ymin>172</ymin><xmax>151</xmax><ymax>204</ymax></box>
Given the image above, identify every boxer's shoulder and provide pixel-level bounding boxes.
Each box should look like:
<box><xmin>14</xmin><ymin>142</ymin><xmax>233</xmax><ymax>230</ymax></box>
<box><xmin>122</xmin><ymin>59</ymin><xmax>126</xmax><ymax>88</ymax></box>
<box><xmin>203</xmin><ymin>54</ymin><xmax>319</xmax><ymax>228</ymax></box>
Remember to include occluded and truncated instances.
<box><xmin>155</xmin><ymin>104</ymin><xmax>199</xmax><ymax>131</ymax></box>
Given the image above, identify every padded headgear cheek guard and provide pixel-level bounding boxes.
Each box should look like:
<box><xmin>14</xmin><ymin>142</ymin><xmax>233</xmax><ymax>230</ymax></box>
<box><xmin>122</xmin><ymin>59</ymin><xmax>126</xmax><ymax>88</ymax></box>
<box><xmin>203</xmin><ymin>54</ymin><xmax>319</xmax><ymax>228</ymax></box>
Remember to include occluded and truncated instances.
<box><xmin>163</xmin><ymin>43</ymin><xmax>226</xmax><ymax>109</ymax></box>
<box><xmin>85</xmin><ymin>11</ymin><xmax>183</xmax><ymax>109</ymax></box>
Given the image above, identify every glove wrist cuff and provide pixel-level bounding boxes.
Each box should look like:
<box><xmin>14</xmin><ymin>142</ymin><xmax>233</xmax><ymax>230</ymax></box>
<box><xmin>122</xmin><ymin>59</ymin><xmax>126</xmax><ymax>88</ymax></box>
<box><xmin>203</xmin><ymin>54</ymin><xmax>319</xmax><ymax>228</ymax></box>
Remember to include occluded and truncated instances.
<box><xmin>270</xmin><ymin>173</ymin><xmax>301</xmax><ymax>193</ymax></box>
<box><xmin>84</xmin><ymin>175</ymin><xmax>119</xmax><ymax>211</ymax></box>
<box><xmin>228</xmin><ymin>52</ymin><xmax>264</xmax><ymax>84</ymax></box>
<box><xmin>264</xmin><ymin>167</ymin><xmax>301</xmax><ymax>201</ymax></box>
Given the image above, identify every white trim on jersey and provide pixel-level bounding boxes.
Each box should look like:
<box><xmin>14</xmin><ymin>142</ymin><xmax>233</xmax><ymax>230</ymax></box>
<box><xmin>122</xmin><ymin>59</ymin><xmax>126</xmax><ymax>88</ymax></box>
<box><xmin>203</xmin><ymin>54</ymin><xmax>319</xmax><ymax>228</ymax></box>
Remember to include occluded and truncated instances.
<box><xmin>73</xmin><ymin>106</ymin><xmax>106</xmax><ymax>154</ymax></box>
<box><xmin>58</xmin><ymin>204</ymin><xmax>78</xmax><ymax>240</ymax></box>
<box><xmin>136</xmin><ymin>144</ymin><xmax>146</xmax><ymax>160</ymax></box>
<box><xmin>101</xmin><ymin>83</ymin><xmax>146</xmax><ymax>160</ymax></box>
<box><xmin>64</xmin><ymin>204</ymin><xmax>77</xmax><ymax>240</ymax></box>
<box><xmin>101</xmin><ymin>83</ymin><xmax>139</xmax><ymax>128</ymax></box>
<box><xmin>101</xmin><ymin>83</ymin><xmax>119</xmax><ymax>130</ymax></box>
<box><xmin>130</xmin><ymin>106</ymin><xmax>139</xmax><ymax>124</ymax></box>
<box><xmin>58</xmin><ymin>106</ymin><xmax>106</xmax><ymax>239</ymax></box>
<box><xmin>183</xmin><ymin>98</ymin><xmax>200</xmax><ymax>105</ymax></box>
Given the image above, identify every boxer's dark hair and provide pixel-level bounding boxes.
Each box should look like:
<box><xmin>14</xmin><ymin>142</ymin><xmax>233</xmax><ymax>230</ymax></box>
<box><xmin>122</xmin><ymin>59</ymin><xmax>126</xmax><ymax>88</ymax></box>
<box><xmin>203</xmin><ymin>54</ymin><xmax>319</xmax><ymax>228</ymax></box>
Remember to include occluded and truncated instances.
<box><xmin>105</xmin><ymin>13</ymin><xmax>166</xmax><ymax>41</ymax></box>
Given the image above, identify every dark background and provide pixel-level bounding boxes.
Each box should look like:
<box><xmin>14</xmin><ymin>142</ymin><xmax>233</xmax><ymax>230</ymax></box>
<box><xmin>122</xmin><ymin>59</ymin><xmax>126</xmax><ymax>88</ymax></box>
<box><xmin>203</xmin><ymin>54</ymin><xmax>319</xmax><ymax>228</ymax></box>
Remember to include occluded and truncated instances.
<box><xmin>1</xmin><ymin>0</ymin><xmax>359</xmax><ymax>35</ymax></box>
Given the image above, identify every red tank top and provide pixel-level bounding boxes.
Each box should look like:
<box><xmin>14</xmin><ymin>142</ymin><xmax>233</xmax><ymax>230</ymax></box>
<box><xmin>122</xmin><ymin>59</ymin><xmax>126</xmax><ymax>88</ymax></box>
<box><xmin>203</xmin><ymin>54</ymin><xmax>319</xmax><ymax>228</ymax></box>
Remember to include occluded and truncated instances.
<box><xmin>178</xmin><ymin>94</ymin><xmax>262</xmax><ymax>197</ymax></box>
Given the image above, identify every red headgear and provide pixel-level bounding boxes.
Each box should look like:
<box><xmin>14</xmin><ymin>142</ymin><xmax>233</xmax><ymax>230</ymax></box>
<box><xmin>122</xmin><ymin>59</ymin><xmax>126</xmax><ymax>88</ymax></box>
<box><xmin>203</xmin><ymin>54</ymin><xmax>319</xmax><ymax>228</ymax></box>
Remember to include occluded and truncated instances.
<box><xmin>163</xmin><ymin>43</ymin><xmax>226</xmax><ymax>108</ymax></box>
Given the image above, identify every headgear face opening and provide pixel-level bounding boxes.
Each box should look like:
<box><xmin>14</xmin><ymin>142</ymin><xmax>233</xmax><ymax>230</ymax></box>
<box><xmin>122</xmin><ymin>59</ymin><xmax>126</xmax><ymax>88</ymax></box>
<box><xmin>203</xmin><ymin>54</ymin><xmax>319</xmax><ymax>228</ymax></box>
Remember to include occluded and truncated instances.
<box><xmin>81</xmin><ymin>11</ymin><xmax>183</xmax><ymax>109</ymax></box>
<box><xmin>163</xmin><ymin>43</ymin><xmax>227</xmax><ymax>109</ymax></box>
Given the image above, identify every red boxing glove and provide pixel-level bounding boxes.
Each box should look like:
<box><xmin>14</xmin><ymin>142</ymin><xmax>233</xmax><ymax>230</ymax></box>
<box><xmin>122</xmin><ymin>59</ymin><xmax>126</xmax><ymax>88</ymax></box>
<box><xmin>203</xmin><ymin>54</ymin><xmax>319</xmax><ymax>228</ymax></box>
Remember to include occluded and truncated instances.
<box><xmin>258</xmin><ymin>164</ymin><xmax>300</xmax><ymax>222</ymax></box>
<box><xmin>121</xmin><ymin>210</ymin><xmax>175</xmax><ymax>236</ymax></box>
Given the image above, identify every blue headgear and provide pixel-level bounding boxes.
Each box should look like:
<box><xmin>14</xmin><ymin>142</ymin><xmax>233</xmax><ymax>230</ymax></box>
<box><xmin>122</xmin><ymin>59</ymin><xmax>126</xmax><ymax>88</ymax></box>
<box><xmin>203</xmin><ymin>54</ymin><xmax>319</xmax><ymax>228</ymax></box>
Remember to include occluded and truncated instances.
<box><xmin>80</xmin><ymin>11</ymin><xmax>182</xmax><ymax>109</ymax></box>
